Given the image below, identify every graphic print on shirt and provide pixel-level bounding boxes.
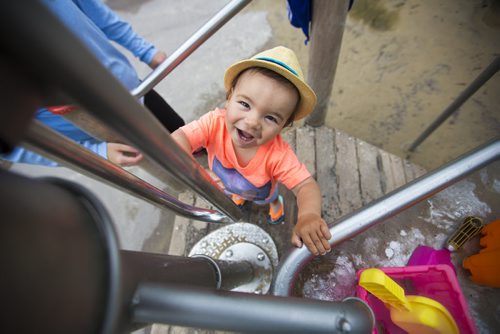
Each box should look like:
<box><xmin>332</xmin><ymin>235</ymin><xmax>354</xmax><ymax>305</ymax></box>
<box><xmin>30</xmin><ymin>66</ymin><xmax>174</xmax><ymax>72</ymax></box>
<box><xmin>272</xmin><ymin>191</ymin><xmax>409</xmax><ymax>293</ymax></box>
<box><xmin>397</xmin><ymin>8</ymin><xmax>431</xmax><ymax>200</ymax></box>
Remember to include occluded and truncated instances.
<box><xmin>212</xmin><ymin>157</ymin><xmax>272</xmax><ymax>201</ymax></box>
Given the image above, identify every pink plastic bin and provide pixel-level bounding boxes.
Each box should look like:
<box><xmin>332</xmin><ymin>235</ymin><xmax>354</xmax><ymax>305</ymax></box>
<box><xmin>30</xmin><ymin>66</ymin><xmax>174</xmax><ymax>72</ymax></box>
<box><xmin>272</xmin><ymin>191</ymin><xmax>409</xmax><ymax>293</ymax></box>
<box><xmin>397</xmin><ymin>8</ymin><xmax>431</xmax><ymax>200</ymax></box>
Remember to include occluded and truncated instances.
<box><xmin>356</xmin><ymin>265</ymin><xmax>477</xmax><ymax>334</ymax></box>
<box><xmin>407</xmin><ymin>245</ymin><xmax>454</xmax><ymax>271</ymax></box>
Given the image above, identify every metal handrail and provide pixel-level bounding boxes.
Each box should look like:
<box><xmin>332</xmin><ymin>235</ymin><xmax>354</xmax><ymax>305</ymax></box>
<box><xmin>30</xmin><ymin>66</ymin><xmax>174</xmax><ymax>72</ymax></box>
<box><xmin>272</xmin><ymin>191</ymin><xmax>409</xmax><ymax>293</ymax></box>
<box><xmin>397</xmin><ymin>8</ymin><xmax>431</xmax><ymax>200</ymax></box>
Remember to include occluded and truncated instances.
<box><xmin>24</xmin><ymin>121</ymin><xmax>231</xmax><ymax>223</ymax></box>
<box><xmin>272</xmin><ymin>139</ymin><xmax>500</xmax><ymax>296</ymax></box>
<box><xmin>47</xmin><ymin>0</ymin><xmax>252</xmax><ymax>193</ymax></box>
<box><xmin>132</xmin><ymin>283</ymin><xmax>374</xmax><ymax>333</ymax></box>
<box><xmin>5</xmin><ymin>0</ymin><xmax>242</xmax><ymax>222</ymax></box>
<box><xmin>132</xmin><ymin>0</ymin><xmax>252</xmax><ymax>98</ymax></box>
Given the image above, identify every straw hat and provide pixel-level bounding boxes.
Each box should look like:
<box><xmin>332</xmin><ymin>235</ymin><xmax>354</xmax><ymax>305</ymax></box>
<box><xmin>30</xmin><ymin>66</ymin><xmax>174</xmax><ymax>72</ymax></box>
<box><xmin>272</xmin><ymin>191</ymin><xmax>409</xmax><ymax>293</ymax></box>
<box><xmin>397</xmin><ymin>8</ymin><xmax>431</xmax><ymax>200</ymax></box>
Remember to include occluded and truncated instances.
<box><xmin>224</xmin><ymin>46</ymin><xmax>317</xmax><ymax>121</ymax></box>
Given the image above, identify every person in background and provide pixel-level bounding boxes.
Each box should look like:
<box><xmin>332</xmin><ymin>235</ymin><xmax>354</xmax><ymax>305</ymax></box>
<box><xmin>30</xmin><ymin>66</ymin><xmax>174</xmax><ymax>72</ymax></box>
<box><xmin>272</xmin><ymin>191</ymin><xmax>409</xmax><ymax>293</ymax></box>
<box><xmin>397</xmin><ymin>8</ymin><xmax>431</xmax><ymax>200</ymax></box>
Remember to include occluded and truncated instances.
<box><xmin>2</xmin><ymin>0</ymin><xmax>184</xmax><ymax>167</ymax></box>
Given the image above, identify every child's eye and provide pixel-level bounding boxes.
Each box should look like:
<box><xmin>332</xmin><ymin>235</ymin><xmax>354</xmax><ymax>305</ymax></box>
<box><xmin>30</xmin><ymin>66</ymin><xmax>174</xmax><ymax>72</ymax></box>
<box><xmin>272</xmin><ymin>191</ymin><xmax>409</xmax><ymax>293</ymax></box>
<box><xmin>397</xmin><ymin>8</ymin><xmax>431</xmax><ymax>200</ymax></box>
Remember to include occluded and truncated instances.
<box><xmin>265</xmin><ymin>115</ymin><xmax>278</xmax><ymax>124</ymax></box>
<box><xmin>238</xmin><ymin>101</ymin><xmax>250</xmax><ymax>109</ymax></box>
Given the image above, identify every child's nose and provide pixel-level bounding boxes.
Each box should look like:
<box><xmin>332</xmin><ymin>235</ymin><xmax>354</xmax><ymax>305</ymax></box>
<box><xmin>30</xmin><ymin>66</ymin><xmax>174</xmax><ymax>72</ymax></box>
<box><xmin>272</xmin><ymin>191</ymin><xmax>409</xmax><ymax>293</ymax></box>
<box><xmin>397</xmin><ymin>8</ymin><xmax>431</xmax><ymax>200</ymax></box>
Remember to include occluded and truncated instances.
<box><xmin>245</xmin><ymin>113</ymin><xmax>261</xmax><ymax>129</ymax></box>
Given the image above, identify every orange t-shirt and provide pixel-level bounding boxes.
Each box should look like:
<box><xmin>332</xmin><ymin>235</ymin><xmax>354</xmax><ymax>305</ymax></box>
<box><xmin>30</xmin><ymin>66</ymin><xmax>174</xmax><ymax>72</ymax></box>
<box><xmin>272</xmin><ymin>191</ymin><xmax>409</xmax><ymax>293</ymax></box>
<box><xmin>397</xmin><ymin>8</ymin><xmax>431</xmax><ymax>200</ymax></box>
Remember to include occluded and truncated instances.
<box><xmin>180</xmin><ymin>108</ymin><xmax>311</xmax><ymax>201</ymax></box>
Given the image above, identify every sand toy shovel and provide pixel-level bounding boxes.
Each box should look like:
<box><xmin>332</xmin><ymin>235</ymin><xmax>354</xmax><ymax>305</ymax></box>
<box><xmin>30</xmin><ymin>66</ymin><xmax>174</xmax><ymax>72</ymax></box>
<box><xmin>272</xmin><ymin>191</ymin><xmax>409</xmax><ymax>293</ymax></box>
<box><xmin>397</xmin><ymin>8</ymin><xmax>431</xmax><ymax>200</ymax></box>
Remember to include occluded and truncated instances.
<box><xmin>359</xmin><ymin>268</ymin><xmax>459</xmax><ymax>334</ymax></box>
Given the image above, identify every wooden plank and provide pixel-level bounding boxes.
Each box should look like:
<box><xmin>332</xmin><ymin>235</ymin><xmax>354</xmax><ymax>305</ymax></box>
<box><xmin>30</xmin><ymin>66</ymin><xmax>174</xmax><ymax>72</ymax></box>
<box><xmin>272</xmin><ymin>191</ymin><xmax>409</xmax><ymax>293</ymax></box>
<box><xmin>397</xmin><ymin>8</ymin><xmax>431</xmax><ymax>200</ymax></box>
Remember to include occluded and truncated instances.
<box><xmin>150</xmin><ymin>324</ymin><xmax>171</xmax><ymax>334</ymax></box>
<box><xmin>379</xmin><ymin>150</ymin><xmax>407</xmax><ymax>193</ymax></box>
<box><xmin>305</xmin><ymin>0</ymin><xmax>349</xmax><ymax>126</ymax></box>
<box><xmin>403</xmin><ymin>159</ymin><xmax>417</xmax><ymax>182</ymax></box>
<box><xmin>295</xmin><ymin>126</ymin><xmax>316</xmax><ymax>178</ymax></box>
<box><xmin>167</xmin><ymin>192</ymin><xmax>194</xmax><ymax>256</ymax></box>
<box><xmin>378</xmin><ymin>150</ymin><xmax>395</xmax><ymax>193</ymax></box>
<box><xmin>335</xmin><ymin>130</ymin><xmax>362</xmax><ymax>216</ymax></box>
<box><xmin>412</xmin><ymin>163</ymin><xmax>427</xmax><ymax>179</ymax></box>
<box><xmin>315</xmin><ymin>126</ymin><xmax>340</xmax><ymax>221</ymax></box>
<box><xmin>357</xmin><ymin>139</ymin><xmax>383</xmax><ymax>205</ymax></box>
<box><xmin>167</xmin><ymin>215</ymin><xmax>189</xmax><ymax>256</ymax></box>
<box><xmin>281</xmin><ymin>127</ymin><xmax>296</xmax><ymax>151</ymax></box>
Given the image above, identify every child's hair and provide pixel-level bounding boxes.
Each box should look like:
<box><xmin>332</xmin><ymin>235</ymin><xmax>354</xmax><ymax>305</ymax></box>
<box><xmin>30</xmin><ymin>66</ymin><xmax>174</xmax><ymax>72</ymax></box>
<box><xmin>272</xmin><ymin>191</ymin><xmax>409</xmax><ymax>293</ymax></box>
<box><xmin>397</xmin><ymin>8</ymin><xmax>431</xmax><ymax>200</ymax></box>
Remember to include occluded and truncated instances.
<box><xmin>226</xmin><ymin>67</ymin><xmax>300</xmax><ymax>127</ymax></box>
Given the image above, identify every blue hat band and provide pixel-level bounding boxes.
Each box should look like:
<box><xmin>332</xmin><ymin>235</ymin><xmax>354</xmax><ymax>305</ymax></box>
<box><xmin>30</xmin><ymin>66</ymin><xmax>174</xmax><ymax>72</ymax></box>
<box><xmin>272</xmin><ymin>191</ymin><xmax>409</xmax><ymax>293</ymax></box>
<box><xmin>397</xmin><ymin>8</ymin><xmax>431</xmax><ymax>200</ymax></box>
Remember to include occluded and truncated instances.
<box><xmin>255</xmin><ymin>57</ymin><xmax>299</xmax><ymax>77</ymax></box>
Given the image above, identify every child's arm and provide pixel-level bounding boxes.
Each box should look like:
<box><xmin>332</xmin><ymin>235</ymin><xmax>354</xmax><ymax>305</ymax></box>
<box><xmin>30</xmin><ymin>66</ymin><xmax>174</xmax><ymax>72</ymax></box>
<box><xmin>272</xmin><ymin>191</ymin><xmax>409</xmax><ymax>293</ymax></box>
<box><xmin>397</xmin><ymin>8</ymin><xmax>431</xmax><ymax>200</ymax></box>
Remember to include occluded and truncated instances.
<box><xmin>171</xmin><ymin>129</ymin><xmax>193</xmax><ymax>153</ymax></box>
<box><xmin>107</xmin><ymin>143</ymin><xmax>143</xmax><ymax>166</ymax></box>
<box><xmin>291</xmin><ymin>177</ymin><xmax>332</xmax><ymax>256</ymax></box>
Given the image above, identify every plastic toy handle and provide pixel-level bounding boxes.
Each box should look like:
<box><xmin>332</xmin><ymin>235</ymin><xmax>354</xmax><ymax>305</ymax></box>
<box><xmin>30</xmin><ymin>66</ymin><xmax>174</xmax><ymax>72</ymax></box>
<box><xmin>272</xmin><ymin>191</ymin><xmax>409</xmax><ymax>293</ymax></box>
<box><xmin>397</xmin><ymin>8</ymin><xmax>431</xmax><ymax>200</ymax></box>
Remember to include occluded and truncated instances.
<box><xmin>359</xmin><ymin>268</ymin><xmax>412</xmax><ymax>312</ymax></box>
<box><xmin>446</xmin><ymin>216</ymin><xmax>484</xmax><ymax>251</ymax></box>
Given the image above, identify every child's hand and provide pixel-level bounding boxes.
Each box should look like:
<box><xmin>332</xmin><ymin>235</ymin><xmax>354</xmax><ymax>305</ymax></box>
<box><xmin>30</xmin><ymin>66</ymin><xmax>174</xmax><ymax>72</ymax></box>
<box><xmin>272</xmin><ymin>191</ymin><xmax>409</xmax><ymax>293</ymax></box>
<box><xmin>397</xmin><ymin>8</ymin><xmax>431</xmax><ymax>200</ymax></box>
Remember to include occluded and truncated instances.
<box><xmin>291</xmin><ymin>212</ymin><xmax>331</xmax><ymax>256</ymax></box>
<box><xmin>107</xmin><ymin>143</ymin><xmax>143</xmax><ymax>166</ymax></box>
<box><xmin>148</xmin><ymin>51</ymin><xmax>167</xmax><ymax>69</ymax></box>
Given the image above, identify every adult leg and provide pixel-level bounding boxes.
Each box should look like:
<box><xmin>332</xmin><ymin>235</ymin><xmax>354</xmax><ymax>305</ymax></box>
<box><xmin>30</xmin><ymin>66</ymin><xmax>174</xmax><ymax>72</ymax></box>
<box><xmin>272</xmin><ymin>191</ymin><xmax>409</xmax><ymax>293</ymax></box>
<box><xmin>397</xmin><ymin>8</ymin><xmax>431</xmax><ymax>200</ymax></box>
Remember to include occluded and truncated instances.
<box><xmin>144</xmin><ymin>89</ymin><xmax>185</xmax><ymax>133</ymax></box>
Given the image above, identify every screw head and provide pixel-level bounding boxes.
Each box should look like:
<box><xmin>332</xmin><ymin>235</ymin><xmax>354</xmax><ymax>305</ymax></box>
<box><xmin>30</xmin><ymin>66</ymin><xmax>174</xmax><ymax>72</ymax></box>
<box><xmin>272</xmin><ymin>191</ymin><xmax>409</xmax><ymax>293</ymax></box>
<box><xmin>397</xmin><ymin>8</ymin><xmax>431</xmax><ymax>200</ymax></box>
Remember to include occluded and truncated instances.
<box><xmin>257</xmin><ymin>253</ymin><xmax>265</xmax><ymax>261</ymax></box>
<box><xmin>339</xmin><ymin>319</ymin><xmax>352</xmax><ymax>332</ymax></box>
<box><xmin>225</xmin><ymin>250</ymin><xmax>233</xmax><ymax>258</ymax></box>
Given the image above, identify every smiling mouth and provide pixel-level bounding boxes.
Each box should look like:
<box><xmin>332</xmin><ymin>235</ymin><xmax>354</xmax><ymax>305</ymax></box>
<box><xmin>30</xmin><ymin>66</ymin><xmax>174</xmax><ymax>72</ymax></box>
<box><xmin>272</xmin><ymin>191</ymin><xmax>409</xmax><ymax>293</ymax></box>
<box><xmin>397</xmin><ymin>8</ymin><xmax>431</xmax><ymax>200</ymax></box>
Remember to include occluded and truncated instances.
<box><xmin>237</xmin><ymin>129</ymin><xmax>255</xmax><ymax>143</ymax></box>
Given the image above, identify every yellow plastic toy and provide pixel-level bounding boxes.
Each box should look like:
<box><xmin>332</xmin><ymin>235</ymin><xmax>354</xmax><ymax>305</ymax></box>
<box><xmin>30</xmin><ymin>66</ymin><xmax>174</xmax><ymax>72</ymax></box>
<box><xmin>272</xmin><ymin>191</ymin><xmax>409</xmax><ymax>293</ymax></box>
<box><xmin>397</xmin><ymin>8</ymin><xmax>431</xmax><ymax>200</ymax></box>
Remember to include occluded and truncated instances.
<box><xmin>446</xmin><ymin>216</ymin><xmax>484</xmax><ymax>251</ymax></box>
<box><xmin>359</xmin><ymin>268</ymin><xmax>459</xmax><ymax>334</ymax></box>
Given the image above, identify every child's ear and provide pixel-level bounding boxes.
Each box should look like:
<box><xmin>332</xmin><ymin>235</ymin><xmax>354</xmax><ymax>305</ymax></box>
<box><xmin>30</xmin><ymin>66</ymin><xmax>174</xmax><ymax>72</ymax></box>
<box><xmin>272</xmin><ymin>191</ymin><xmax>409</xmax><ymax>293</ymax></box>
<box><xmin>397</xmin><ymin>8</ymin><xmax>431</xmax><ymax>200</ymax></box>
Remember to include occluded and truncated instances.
<box><xmin>226</xmin><ymin>87</ymin><xmax>233</xmax><ymax>101</ymax></box>
<box><xmin>224</xmin><ymin>88</ymin><xmax>232</xmax><ymax>109</ymax></box>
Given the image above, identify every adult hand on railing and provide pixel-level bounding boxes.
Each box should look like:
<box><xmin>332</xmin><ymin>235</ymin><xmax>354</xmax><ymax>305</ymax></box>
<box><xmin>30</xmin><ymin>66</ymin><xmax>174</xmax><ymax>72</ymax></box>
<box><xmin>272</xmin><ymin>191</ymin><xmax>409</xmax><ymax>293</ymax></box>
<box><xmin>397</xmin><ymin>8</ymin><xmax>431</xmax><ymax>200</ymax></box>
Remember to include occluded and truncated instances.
<box><xmin>148</xmin><ymin>51</ymin><xmax>167</xmax><ymax>69</ymax></box>
<box><xmin>107</xmin><ymin>143</ymin><xmax>143</xmax><ymax>166</ymax></box>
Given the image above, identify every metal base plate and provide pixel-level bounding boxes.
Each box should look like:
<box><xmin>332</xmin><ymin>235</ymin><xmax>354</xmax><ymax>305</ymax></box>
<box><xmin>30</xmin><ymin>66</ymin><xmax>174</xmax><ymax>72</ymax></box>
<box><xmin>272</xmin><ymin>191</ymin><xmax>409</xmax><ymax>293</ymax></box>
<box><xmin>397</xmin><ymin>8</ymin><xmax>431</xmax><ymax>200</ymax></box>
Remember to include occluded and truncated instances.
<box><xmin>189</xmin><ymin>223</ymin><xmax>278</xmax><ymax>294</ymax></box>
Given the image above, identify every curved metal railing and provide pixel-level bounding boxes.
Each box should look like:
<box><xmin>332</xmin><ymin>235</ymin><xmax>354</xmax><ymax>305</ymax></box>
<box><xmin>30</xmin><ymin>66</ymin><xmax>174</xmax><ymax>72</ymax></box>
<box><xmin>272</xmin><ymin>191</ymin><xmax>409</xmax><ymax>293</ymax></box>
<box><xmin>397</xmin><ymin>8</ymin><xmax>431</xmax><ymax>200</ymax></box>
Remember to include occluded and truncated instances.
<box><xmin>271</xmin><ymin>139</ymin><xmax>500</xmax><ymax>296</ymax></box>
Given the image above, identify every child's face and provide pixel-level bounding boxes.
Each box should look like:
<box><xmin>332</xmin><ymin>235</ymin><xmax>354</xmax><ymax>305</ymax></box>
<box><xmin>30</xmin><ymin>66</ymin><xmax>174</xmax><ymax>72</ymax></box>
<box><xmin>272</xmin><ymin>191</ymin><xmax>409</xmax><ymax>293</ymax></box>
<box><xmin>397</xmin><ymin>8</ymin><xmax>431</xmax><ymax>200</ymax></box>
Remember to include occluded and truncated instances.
<box><xmin>225</xmin><ymin>70</ymin><xmax>298</xmax><ymax>150</ymax></box>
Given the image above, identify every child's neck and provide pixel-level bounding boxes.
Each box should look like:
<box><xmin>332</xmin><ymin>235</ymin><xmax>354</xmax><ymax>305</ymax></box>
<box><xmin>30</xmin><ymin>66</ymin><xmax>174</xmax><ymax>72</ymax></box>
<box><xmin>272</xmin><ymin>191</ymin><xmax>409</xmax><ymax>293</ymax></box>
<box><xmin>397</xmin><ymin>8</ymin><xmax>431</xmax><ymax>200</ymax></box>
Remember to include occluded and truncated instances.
<box><xmin>234</xmin><ymin>145</ymin><xmax>259</xmax><ymax>167</ymax></box>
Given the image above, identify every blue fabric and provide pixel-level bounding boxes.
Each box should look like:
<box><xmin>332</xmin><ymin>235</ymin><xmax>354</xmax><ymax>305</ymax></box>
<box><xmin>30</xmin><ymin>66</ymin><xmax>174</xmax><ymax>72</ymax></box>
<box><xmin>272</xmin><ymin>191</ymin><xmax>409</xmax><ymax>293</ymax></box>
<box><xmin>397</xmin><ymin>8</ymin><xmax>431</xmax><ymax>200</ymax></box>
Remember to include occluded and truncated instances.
<box><xmin>43</xmin><ymin>0</ymin><xmax>157</xmax><ymax>91</ymax></box>
<box><xmin>5</xmin><ymin>138</ymin><xmax>107</xmax><ymax>167</ymax></box>
<box><xmin>287</xmin><ymin>0</ymin><xmax>312</xmax><ymax>44</ymax></box>
<box><xmin>287</xmin><ymin>0</ymin><xmax>355</xmax><ymax>45</ymax></box>
<box><xmin>3</xmin><ymin>109</ymin><xmax>108</xmax><ymax>165</ymax></box>
<box><xmin>255</xmin><ymin>57</ymin><xmax>299</xmax><ymax>77</ymax></box>
<box><xmin>2</xmin><ymin>0</ymin><xmax>156</xmax><ymax>166</ymax></box>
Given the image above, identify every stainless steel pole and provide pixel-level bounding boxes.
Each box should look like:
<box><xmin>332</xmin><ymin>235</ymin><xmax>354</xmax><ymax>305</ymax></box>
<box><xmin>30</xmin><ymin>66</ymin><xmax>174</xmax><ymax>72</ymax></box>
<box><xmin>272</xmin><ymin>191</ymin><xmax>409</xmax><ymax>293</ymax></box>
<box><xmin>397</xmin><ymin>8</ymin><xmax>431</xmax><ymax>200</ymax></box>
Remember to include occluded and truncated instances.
<box><xmin>23</xmin><ymin>121</ymin><xmax>231</xmax><ymax>223</ymax></box>
<box><xmin>272</xmin><ymin>139</ymin><xmax>500</xmax><ymax>296</ymax></box>
<box><xmin>132</xmin><ymin>0</ymin><xmax>252</xmax><ymax>98</ymax></box>
<box><xmin>2</xmin><ymin>0</ymin><xmax>242</xmax><ymax>221</ymax></box>
<box><xmin>132</xmin><ymin>283</ymin><xmax>374</xmax><ymax>333</ymax></box>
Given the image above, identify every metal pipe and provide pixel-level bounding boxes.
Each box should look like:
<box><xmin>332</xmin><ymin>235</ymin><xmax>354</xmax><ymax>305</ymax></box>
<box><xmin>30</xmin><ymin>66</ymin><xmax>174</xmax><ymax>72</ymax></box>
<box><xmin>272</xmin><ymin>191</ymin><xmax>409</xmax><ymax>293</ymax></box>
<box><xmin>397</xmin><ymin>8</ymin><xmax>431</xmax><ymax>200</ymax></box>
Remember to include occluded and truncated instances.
<box><xmin>272</xmin><ymin>139</ymin><xmax>500</xmax><ymax>296</ymax></box>
<box><xmin>132</xmin><ymin>0</ymin><xmax>252</xmax><ymax>98</ymax></box>
<box><xmin>2</xmin><ymin>0</ymin><xmax>242</xmax><ymax>221</ymax></box>
<box><xmin>24</xmin><ymin>121</ymin><xmax>231</xmax><ymax>223</ymax></box>
<box><xmin>409</xmin><ymin>56</ymin><xmax>500</xmax><ymax>152</ymax></box>
<box><xmin>1</xmin><ymin>173</ymin><xmax>122</xmax><ymax>334</ymax></box>
<box><xmin>132</xmin><ymin>283</ymin><xmax>374</xmax><ymax>333</ymax></box>
<box><xmin>214</xmin><ymin>259</ymin><xmax>255</xmax><ymax>291</ymax></box>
